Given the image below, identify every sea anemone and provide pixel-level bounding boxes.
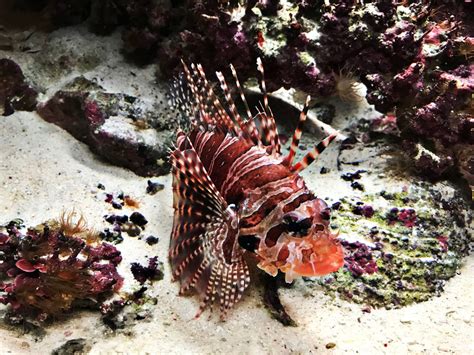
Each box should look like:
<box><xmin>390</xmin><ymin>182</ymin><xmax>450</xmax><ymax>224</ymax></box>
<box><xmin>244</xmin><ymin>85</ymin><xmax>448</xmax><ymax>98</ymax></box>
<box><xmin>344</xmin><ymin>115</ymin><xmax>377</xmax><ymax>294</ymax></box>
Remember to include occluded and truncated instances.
<box><xmin>333</xmin><ymin>69</ymin><xmax>366</xmax><ymax>103</ymax></box>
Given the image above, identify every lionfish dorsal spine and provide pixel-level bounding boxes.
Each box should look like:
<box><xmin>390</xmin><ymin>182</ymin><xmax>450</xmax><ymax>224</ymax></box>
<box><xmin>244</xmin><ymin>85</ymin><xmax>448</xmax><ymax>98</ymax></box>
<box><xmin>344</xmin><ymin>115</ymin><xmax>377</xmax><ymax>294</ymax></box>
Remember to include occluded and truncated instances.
<box><xmin>229</xmin><ymin>64</ymin><xmax>260</xmax><ymax>143</ymax></box>
<box><xmin>216</xmin><ymin>71</ymin><xmax>247</xmax><ymax>133</ymax></box>
<box><xmin>196</xmin><ymin>63</ymin><xmax>233</xmax><ymax>130</ymax></box>
<box><xmin>256</xmin><ymin>57</ymin><xmax>281</xmax><ymax>154</ymax></box>
<box><xmin>284</xmin><ymin>95</ymin><xmax>311</xmax><ymax>167</ymax></box>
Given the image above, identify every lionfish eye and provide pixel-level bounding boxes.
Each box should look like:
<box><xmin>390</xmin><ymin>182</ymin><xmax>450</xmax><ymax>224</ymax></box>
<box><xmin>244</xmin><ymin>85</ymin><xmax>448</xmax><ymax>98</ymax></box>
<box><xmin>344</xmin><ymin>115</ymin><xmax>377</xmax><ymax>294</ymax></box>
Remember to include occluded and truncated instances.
<box><xmin>238</xmin><ymin>235</ymin><xmax>260</xmax><ymax>252</ymax></box>
<box><xmin>283</xmin><ymin>214</ymin><xmax>312</xmax><ymax>236</ymax></box>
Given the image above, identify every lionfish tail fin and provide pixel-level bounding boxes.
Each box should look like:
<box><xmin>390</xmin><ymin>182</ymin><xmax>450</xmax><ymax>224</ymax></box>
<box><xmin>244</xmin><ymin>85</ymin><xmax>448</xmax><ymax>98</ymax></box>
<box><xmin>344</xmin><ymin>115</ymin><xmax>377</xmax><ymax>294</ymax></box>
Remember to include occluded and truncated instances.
<box><xmin>170</xmin><ymin>144</ymin><xmax>250</xmax><ymax>319</ymax></box>
<box><xmin>291</xmin><ymin>132</ymin><xmax>338</xmax><ymax>173</ymax></box>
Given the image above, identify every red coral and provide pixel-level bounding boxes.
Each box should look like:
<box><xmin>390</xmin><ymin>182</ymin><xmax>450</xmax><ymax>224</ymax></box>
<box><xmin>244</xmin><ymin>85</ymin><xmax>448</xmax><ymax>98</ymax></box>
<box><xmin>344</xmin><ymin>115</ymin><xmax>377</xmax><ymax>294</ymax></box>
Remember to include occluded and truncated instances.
<box><xmin>0</xmin><ymin>218</ymin><xmax>123</xmax><ymax>320</ymax></box>
<box><xmin>423</xmin><ymin>20</ymin><xmax>457</xmax><ymax>46</ymax></box>
<box><xmin>371</xmin><ymin>113</ymin><xmax>400</xmax><ymax>136</ymax></box>
<box><xmin>84</xmin><ymin>100</ymin><xmax>105</xmax><ymax>127</ymax></box>
<box><xmin>439</xmin><ymin>64</ymin><xmax>474</xmax><ymax>92</ymax></box>
<box><xmin>386</xmin><ymin>208</ymin><xmax>417</xmax><ymax>228</ymax></box>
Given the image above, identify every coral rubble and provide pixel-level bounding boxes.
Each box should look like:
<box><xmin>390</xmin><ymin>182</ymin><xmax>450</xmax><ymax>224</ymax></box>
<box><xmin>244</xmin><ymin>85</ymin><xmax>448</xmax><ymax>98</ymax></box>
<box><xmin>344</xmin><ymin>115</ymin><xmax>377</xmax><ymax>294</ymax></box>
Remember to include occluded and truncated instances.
<box><xmin>130</xmin><ymin>257</ymin><xmax>164</xmax><ymax>285</ymax></box>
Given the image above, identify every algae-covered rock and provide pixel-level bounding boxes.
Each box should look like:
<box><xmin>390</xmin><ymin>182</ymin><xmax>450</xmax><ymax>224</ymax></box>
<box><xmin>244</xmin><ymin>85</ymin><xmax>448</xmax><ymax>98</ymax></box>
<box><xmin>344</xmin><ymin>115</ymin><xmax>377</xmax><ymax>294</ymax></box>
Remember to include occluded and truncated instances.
<box><xmin>315</xmin><ymin>183</ymin><xmax>472</xmax><ymax>308</ymax></box>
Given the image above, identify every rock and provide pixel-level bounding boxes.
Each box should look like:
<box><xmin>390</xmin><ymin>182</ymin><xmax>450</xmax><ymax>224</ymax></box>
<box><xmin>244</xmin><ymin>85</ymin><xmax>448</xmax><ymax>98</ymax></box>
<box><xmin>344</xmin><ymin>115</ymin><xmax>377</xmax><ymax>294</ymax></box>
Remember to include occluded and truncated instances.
<box><xmin>318</xmin><ymin>180</ymin><xmax>472</xmax><ymax>308</ymax></box>
<box><xmin>146</xmin><ymin>180</ymin><xmax>165</xmax><ymax>195</ymax></box>
<box><xmin>313</xmin><ymin>103</ymin><xmax>336</xmax><ymax>124</ymax></box>
<box><xmin>37</xmin><ymin>76</ymin><xmax>178</xmax><ymax>176</ymax></box>
<box><xmin>52</xmin><ymin>339</ymin><xmax>90</xmax><ymax>355</ymax></box>
<box><xmin>0</xmin><ymin>59</ymin><xmax>38</xmax><ymax>116</ymax></box>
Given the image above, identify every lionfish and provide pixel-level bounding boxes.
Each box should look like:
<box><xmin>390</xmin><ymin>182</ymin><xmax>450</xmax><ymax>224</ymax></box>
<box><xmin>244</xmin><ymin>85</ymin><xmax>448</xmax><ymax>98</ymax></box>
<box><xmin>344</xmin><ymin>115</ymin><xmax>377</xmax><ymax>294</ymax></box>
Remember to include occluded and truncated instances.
<box><xmin>169</xmin><ymin>58</ymin><xmax>344</xmax><ymax>319</ymax></box>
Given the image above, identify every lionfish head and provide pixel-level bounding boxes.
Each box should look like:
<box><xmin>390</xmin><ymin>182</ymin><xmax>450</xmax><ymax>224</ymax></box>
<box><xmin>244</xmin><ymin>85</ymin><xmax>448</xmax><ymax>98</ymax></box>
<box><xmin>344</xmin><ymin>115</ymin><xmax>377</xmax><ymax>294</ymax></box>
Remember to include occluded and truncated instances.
<box><xmin>256</xmin><ymin>198</ymin><xmax>344</xmax><ymax>283</ymax></box>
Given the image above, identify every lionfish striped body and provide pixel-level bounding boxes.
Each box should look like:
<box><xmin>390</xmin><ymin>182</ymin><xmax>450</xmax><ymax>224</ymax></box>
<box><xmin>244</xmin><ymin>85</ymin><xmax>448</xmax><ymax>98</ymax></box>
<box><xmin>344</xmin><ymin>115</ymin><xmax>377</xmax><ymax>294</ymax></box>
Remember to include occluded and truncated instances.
<box><xmin>169</xmin><ymin>59</ymin><xmax>344</xmax><ymax>319</ymax></box>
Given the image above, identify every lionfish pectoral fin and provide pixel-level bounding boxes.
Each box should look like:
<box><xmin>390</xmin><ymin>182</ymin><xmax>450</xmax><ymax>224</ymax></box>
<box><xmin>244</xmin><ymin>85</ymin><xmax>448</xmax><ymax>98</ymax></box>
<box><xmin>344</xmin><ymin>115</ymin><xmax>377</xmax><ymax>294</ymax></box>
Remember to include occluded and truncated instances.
<box><xmin>170</xmin><ymin>147</ymin><xmax>250</xmax><ymax>319</ymax></box>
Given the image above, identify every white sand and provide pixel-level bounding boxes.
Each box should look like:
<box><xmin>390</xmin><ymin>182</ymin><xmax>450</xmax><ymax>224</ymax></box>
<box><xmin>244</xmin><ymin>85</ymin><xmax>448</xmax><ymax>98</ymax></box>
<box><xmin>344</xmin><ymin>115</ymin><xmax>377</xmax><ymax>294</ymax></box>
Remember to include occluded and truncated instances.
<box><xmin>0</xmin><ymin>111</ymin><xmax>473</xmax><ymax>354</ymax></box>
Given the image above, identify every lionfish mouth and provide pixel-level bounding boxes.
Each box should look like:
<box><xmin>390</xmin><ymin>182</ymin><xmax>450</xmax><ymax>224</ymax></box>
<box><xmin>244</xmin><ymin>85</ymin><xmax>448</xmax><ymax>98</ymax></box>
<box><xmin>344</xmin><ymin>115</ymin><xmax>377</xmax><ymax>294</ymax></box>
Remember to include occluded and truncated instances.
<box><xmin>257</xmin><ymin>233</ymin><xmax>345</xmax><ymax>283</ymax></box>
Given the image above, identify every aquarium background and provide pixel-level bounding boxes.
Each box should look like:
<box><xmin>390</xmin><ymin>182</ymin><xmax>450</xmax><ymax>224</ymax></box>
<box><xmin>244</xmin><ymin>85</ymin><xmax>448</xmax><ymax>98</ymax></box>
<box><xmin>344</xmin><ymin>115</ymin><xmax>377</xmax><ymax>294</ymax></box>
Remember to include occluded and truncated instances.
<box><xmin>0</xmin><ymin>1</ymin><xmax>472</xmax><ymax>354</ymax></box>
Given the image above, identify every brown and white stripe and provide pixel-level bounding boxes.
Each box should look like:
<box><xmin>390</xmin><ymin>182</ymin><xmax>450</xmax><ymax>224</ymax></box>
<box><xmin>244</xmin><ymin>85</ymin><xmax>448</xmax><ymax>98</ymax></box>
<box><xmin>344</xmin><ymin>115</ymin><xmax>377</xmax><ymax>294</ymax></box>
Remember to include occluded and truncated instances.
<box><xmin>169</xmin><ymin>58</ymin><xmax>340</xmax><ymax>320</ymax></box>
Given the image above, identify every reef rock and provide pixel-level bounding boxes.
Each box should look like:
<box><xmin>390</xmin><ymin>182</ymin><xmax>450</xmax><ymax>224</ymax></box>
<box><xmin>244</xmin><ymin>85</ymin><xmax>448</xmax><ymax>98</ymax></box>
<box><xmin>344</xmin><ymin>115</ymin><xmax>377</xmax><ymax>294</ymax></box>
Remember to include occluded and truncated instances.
<box><xmin>37</xmin><ymin>76</ymin><xmax>178</xmax><ymax>176</ymax></box>
<box><xmin>0</xmin><ymin>58</ymin><xmax>38</xmax><ymax>116</ymax></box>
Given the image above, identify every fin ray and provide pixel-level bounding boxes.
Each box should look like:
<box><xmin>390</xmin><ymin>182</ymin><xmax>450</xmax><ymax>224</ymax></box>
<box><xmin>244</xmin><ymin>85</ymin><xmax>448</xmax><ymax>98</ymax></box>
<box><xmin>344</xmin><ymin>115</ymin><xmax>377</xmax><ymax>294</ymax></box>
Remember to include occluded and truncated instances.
<box><xmin>170</xmin><ymin>143</ymin><xmax>250</xmax><ymax>318</ymax></box>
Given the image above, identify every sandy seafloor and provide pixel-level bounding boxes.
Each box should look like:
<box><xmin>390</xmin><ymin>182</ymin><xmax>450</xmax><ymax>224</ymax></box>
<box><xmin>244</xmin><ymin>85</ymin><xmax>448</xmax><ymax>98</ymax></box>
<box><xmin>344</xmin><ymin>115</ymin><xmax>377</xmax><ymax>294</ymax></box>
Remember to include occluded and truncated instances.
<box><xmin>0</xmin><ymin>26</ymin><xmax>473</xmax><ymax>354</ymax></box>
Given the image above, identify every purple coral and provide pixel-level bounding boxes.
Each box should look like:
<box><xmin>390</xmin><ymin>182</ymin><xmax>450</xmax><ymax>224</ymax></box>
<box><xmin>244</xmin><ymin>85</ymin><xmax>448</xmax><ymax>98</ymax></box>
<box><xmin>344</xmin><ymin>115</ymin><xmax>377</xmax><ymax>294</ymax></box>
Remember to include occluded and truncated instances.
<box><xmin>0</xmin><ymin>217</ymin><xmax>123</xmax><ymax>320</ymax></box>
<box><xmin>353</xmin><ymin>204</ymin><xmax>375</xmax><ymax>218</ymax></box>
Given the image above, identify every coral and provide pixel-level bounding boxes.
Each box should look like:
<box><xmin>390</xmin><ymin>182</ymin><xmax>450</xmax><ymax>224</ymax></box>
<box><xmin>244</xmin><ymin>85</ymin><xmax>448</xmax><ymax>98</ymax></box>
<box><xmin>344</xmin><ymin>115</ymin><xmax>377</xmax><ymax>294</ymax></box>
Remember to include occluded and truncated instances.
<box><xmin>341</xmin><ymin>241</ymin><xmax>378</xmax><ymax>277</ymax></box>
<box><xmin>149</xmin><ymin>0</ymin><xmax>472</xmax><ymax>186</ymax></box>
<box><xmin>370</xmin><ymin>113</ymin><xmax>400</xmax><ymax>136</ymax></box>
<box><xmin>5</xmin><ymin>1</ymin><xmax>471</xmax><ymax>186</ymax></box>
<box><xmin>0</xmin><ymin>59</ymin><xmax>38</xmax><ymax>116</ymax></box>
<box><xmin>0</xmin><ymin>215</ymin><xmax>123</xmax><ymax>321</ymax></box>
<box><xmin>352</xmin><ymin>204</ymin><xmax>374</xmax><ymax>218</ymax></box>
<box><xmin>407</xmin><ymin>142</ymin><xmax>456</xmax><ymax>180</ymax></box>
